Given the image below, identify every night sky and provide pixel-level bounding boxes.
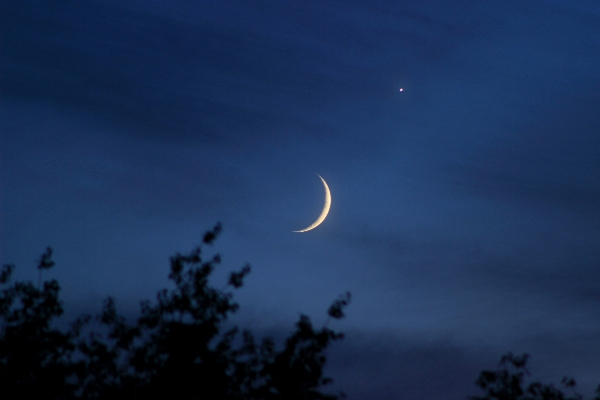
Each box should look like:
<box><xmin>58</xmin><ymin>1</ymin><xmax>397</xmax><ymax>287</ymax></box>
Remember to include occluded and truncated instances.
<box><xmin>1</xmin><ymin>1</ymin><xmax>599</xmax><ymax>398</ymax></box>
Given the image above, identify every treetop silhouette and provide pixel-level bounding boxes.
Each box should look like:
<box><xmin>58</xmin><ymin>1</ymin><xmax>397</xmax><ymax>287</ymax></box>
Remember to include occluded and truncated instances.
<box><xmin>1</xmin><ymin>224</ymin><xmax>598</xmax><ymax>399</ymax></box>
<box><xmin>0</xmin><ymin>224</ymin><xmax>350</xmax><ymax>399</ymax></box>
<box><xmin>470</xmin><ymin>352</ymin><xmax>600</xmax><ymax>400</ymax></box>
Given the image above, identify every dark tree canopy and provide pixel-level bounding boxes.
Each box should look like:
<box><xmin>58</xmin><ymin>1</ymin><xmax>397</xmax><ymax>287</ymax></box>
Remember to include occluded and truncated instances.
<box><xmin>1</xmin><ymin>224</ymin><xmax>598</xmax><ymax>400</ymax></box>
<box><xmin>470</xmin><ymin>352</ymin><xmax>600</xmax><ymax>400</ymax></box>
<box><xmin>0</xmin><ymin>224</ymin><xmax>350</xmax><ymax>400</ymax></box>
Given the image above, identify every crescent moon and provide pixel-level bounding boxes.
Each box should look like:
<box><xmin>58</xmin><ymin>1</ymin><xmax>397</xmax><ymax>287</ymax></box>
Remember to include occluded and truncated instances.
<box><xmin>293</xmin><ymin>174</ymin><xmax>331</xmax><ymax>233</ymax></box>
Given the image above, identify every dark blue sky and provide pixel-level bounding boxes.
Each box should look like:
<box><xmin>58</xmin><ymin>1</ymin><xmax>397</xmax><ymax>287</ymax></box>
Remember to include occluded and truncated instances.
<box><xmin>1</xmin><ymin>1</ymin><xmax>599</xmax><ymax>398</ymax></box>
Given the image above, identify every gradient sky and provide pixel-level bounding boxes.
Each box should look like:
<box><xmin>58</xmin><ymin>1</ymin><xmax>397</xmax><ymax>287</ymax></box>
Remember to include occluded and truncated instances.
<box><xmin>1</xmin><ymin>1</ymin><xmax>599</xmax><ymax>398</ymax></box>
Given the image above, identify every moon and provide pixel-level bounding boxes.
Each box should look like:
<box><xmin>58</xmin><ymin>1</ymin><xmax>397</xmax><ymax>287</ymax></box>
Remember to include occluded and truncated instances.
<box><xmin>293</xmin><ymin>174</ymin><xmax>331</xmax><ymax>233</ymax></box>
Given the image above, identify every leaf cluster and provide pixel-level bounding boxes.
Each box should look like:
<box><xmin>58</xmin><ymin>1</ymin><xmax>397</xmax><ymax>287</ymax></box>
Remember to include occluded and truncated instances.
<box><xmin>470</xmin><ymin>352</ymin><xmax>600</xmax><ymax>400</ymax></box>
<box><xmin>0</xmin><ymin>224</ymin><xmax>349</xmax><ymax>400</ymax></box>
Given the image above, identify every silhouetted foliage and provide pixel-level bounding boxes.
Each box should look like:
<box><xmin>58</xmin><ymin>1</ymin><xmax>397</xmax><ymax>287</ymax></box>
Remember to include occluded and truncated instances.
<box><xmin>470</xmin><ymin>352</ymin><xmax>600</xmax><ymax>400</ymax></box>
<box><xmin>0</xmin><ymin>249</ymin><xmax>77</xmax><ymax>399</ymax></box>
<box><xmin>0</xmin><ymin>224</ymin><xmax>349</xmax><ymax>399</ymax></box>
<box><xmin>3</xmin><ymin>225</ymin><xmax>599</xmax><ymax>400</ymax></box>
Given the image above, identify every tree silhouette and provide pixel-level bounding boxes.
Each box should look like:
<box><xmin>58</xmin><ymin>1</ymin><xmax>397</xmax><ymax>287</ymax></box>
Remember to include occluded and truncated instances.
<box><xmin>470</xmin><ymin>352</ymin><xmax>600</xmax><ymax>400</ymax></box>
<box><xmin>0</xmin><ymin>224</ymin><xmax>350</xmax><ymax>399</ymax></box>
<box><xmin>3</xmin><ymin>225</ymin><xmax>599</xmax><ymax>399</ymax></box>
<box><xmin>0</xmin><ymin>247</ymin><xmax>78</xmax><ymax>399</ymax></box>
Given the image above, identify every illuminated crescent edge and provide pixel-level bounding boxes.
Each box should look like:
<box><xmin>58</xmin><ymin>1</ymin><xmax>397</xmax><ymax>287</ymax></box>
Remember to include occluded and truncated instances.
<box><xmin>293</xmin><ymin>174</ymin><xmax>331</xmax><ymax>233</ymax></box>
